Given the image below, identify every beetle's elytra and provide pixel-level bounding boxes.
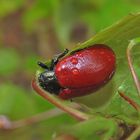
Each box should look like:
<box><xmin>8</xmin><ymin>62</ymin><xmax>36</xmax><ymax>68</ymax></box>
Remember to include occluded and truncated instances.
<box><xmin>38</xmin><ymin>44</ymin><xmax>116</xmax><ymax>99</ymax></box>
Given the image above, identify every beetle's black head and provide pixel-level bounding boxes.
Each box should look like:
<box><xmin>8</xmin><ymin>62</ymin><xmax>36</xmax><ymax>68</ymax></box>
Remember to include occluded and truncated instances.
<box><xmin>37</xmin><ymin>62</ymin><xmax>61</xmax><ymax>95</ymax></box>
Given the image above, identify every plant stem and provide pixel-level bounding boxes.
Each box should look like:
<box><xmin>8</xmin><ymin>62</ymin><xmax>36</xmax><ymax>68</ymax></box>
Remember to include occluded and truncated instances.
<box><xmin>127</xmin><ymin>40</ymin><xmax>140</xmax><ymax>97</ymax></box>
<box><xmin>118</xmin><ymin>91</ymin><xmax>140</xmax><ymax>112</ymax></box>
<box><xmin>0</xmin><ymin>108</ymin><xmax>63</xmax><ymax>130</ymax></box>
<box><xmin>32</xmin><ymin>78</ymin><xmax>92</xmax><ymax>121</ymax></box>
<box><xmin>12</xmin><ymin>108</ymin><xmax>63</xmax><ymax>129</ymax></box>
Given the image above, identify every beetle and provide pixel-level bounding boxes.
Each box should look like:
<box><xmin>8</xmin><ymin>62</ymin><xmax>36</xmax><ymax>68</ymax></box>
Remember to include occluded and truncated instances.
<box><xmin>38</xmin><ymin>44</ymin><xmax>116</xmax><ymax>100</ymax></box>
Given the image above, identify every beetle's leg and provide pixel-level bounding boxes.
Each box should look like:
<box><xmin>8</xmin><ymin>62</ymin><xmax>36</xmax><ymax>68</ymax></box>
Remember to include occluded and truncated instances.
<box><xmin>38</xmin><ymin>61</ymin><xmax>49</xmax><ymax>70</ymax></box>
<box><xmin>50</xmin><ymin>49</ymin><xmax>69</xmax><ymax>70</ymax></box>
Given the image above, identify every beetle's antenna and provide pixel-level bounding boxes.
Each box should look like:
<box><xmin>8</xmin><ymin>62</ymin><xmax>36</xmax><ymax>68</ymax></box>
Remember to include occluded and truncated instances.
<box><xmin>38</xmin><ymin>61</ymin><xmax>48</xmax><ymax>69</ymax></box>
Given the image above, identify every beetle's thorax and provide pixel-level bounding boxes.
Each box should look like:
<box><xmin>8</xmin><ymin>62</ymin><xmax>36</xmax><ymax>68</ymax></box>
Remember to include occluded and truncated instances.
<box><xmin>38</xmin><ymin>70</ymin><xmax>61</xmax><ymax>94</ymax></box>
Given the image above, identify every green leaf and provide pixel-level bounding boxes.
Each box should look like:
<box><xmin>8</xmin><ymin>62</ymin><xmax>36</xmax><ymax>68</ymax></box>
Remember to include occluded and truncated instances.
<box><xmin>35</xmin><ymin>13</ymin><xmax>140</xmax><ymax>124</ymax></box>
<box><xmin>71</xmin><ymin>13</ymin><xmax>140</xmax><ymax>107</ymax></box>
<box><xmin>83</xmin><ymin>0</ymin><xmax>140</xmax><ymax>32</ymax></box>
<box><xmin>102</xmin><ymin>38</ymin><xmax>140</xmax><ymax>123</ymax></box>
<box><xmin>63</xmin><ymin>117</ymin><xmax>117</xmax><ymax>140</ymax></box>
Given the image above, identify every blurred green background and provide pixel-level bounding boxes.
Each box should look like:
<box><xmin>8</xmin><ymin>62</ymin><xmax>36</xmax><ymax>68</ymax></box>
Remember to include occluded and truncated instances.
<box><xmin>0</xmin><ymin>0</ymin><xmax>140</xmax><ymax>139</ymax></box>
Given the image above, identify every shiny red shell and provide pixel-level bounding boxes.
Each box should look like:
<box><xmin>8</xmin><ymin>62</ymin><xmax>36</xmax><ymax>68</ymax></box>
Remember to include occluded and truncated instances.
<box><xmin>55</xmin><ymin>44</ymin><xmax>116</xmax><ymax>99</ymax></box>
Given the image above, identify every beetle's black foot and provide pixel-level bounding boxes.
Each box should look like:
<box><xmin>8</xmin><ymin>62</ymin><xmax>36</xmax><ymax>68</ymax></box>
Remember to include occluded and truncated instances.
<box><xmin>63</xmin><ymin>48</ymin><xmax>69</xmax><ymax>55</ymax></box>
<box><xmin>55</xmin><ymin>48</ymin><xmax>69</xmax><ymax>61</ymax></box>
<box><xmin>38</xmin><ymin>61</ymin><xmax>49</xmax><ymax>69</ymax></box>
<box><xmin>50</xmin><ymin>48</ymin><xmax>69</xmax><ymax>70</ymax></box>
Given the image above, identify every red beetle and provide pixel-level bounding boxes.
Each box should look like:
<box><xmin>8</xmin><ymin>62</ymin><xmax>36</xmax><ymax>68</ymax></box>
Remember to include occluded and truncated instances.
<box><xmin>38</xmin><ymin>44</ymin><xmax>116</xmax><ymax>99</ymax></box>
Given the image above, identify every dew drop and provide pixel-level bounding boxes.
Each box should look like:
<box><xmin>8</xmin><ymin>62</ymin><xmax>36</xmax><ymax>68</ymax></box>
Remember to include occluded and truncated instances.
<box><xmin>57</xmin><ymin>65</ymin><xmax>65</xmax><ymax>72</ymax></box>
<box><xmin>64</xmin><ymin>88</ymin><xmax>72</xmax><ymax>94</ymax></box>
<box><xmin>71</xmin><ymin>58</ymin><xmax>78</xmax><ymax>65</ymax></box>
<box><xmin>78</xmin><ymin>53</ymin><xmax>83</xmax><ymax>57</ymax></box>
<box><xmin>100</xmin><ymin>51</ymin><xmax>105</xmax><ymax>55</ymax></box>
<box><xmin>57</xmin><ymin>67</ymin><xmax>61</xmax><ymax>72</ymax></box>
<box><xmin>72</xmin><ymin>68</ymin><xmax>79</xmax><ymax>75</ymax></box>
<box><xmin>107</xmin><ymin>56</ymin><xmax>112</xmax><ymax>62</ymax></box>
<box><xmin>62</xmin><ymin>65</ymin><xmax>66</xmax><ymax>69</ymax></box>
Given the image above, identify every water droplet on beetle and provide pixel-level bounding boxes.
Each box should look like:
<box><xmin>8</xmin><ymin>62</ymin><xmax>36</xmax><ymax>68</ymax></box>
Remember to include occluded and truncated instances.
<box><xmin>71</xmin><ymin>58</ymin><xmax>78</xmax><ymax>65</ymax></box>
<box><xmin>64</xmin><ymin>88</ymin><xmax>72</xmax><ymax>94</ymax></box>
<box><xmin>107</xmin><ymin>56</ymin><xmax>112</xmax><ymax>62</ymax></box>
<box><xmin>57</xmin><ymin>67</ymin><xmax>61</xmax><ymax>72</ymax></box>
<box><xmin>79</xmin><ymin>53</ymin><xmax>83</xmax><ymax>57</ymax></box>
<box><xmin>100</xmin><ymin>51</ymin><xmax>105</xmax><ymax>55</ymax></box>
<box><xmin>72</xmin><ymin>68</ymin><xmax>79</xmax><ymax>75</ymax></box>
<box><xmin>62</xmin><ymin>65</ymin><xmax>66</xmax><ymax>69</ymax></box>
